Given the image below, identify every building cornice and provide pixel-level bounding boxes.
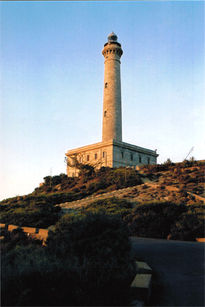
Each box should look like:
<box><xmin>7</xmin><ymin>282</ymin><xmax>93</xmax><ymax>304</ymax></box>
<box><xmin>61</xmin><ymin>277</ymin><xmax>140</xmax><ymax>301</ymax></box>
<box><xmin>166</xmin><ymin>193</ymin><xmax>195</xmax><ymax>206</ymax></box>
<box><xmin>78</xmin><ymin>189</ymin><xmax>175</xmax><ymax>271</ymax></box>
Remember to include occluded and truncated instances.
<box><xmin>65</xmin><ymin>141</ymin><xmax>114</xmax><ymax>156</ymax></box>
<box><xmin>113</xmin><ymin>140</ymin><xmax>159</xmax><ymax>157</ymax></box>
<box><xmin>66</xmin><ymin>140</ymin><xmax>158</xmax><ymax>157</ymax></box>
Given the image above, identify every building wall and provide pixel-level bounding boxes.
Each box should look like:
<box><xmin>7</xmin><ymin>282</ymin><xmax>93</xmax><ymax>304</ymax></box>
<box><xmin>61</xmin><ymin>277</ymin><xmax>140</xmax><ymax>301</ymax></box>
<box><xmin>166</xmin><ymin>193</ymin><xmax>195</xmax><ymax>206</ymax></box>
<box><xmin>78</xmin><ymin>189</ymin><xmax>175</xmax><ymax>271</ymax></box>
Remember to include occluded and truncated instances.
<box><xmin>113</xmin><ymin>144</ymin><xmax>157</xmax><ymax>168</ymax></box>
<box><xmin>66</xmin><ymin>143</ymin><xmax>114</xmax><ymax>177</ymax></box>
<box><xmin>66</xmin><ymin>141</ymin><xmax>157</xmax><ymax>176</ymax></box>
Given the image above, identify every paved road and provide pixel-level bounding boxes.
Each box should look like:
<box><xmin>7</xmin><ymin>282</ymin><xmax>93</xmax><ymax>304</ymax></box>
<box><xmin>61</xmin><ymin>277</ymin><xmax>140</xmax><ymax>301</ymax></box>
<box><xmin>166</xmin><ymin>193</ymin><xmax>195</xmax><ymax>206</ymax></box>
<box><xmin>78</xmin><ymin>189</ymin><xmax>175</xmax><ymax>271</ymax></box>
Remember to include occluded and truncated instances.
<box><xmin>131</xmin><ymin>237</ymin><xmax>205</xmax><ymax>307</ymax></box>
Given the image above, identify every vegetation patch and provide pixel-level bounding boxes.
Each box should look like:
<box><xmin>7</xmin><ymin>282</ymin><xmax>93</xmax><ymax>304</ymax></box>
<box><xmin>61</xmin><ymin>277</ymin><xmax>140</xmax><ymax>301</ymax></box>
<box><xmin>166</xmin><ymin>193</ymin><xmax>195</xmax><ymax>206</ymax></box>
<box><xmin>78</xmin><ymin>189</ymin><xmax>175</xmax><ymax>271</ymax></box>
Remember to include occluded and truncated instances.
<box><xmin>0</xmin><ymin>196</ymin><xmax>61</xmax><ymax>228</ymax></box>
<box><xmin>0</xmin><ymin>160</ymin><xmax>204</xmax><ymax>234</ymax></box>
<box><xmin>1</xmin><ymin>214</ymin><xmax>136</xmax><ymax>306</ymax></box>
<box><xmin>1</xmin><ymin>160</ymin><xmax>204</xmax><ymax>306</ymax></box>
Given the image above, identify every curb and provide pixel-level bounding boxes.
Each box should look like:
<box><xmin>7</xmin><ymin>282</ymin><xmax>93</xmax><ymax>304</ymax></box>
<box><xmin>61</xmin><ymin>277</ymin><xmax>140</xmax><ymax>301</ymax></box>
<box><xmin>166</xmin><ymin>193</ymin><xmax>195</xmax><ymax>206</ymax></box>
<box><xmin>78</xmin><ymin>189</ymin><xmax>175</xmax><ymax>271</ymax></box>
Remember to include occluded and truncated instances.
<box><xmin>130</xmin><ymin>261</ymin><xmax>152</xmax><ymax>306</ymax></box>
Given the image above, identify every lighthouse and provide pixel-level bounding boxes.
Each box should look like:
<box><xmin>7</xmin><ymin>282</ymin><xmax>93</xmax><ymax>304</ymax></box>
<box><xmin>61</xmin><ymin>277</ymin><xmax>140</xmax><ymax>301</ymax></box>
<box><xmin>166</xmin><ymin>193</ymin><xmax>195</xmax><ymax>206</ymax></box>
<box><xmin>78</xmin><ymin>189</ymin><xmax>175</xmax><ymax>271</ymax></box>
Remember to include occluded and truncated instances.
<box><xmin>102</xmin><ymin>32</ymin><xmax>123</xmax><ymax>142</ymax></box>
<box><xmin>66</xmin><ymin>33</ymin><xmax>158</xmax><ymax>177</ymax></box>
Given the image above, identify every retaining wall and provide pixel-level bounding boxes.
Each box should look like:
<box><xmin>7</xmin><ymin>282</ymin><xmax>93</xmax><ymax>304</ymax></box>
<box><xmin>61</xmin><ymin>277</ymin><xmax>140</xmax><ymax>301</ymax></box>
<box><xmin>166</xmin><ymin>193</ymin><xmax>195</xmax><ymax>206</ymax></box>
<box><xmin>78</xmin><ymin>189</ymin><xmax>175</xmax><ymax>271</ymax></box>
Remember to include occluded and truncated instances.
<box><xmin>0</xmin><ymin>223</ymin><xmax>48</xmax><ymax>242</ymax></box>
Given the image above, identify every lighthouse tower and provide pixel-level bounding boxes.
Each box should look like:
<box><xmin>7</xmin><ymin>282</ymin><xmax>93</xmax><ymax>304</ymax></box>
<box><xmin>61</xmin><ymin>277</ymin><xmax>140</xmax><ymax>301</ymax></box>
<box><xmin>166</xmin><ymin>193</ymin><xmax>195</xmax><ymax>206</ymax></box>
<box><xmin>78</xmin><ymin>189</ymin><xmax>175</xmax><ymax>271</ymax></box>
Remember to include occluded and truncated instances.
<box><xmin>102</xmin><ymin>32</ymin><xmax>123</xmax><ymax>142</ymax></box>
<box><xmin>66</xmin><ymin>33</ymin><xmax>158</xmax><ymax>177</ymax></box>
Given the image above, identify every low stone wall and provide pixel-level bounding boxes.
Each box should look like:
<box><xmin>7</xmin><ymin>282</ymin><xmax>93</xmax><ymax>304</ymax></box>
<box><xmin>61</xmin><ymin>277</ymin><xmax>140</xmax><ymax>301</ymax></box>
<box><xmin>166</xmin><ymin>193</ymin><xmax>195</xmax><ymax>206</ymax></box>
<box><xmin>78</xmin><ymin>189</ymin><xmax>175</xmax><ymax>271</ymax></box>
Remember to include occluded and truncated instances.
<box><xmin>196</xmin><ymin>238</ymin><xmax>205</xmax><ymax>242</ymax></box>
<box><xmin>0</xmin><ymin>223</ymin><xmax>48</xmax><ymax>242</ymax></box>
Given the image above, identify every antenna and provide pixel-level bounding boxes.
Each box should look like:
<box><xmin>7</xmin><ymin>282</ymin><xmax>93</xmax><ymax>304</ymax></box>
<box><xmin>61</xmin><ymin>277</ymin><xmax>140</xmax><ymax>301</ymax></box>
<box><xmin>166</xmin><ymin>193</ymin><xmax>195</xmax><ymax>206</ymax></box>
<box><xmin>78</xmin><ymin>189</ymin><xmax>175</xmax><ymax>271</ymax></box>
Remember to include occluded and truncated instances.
<box><xmin>184</xmin><ymin>147</ymin><xmax>194</xmax><ymax>160</ymax></box>
<box><xmin>49</xmin><ymin>167</ymin><xmax>52</xmax><ymax>188</ymax></box>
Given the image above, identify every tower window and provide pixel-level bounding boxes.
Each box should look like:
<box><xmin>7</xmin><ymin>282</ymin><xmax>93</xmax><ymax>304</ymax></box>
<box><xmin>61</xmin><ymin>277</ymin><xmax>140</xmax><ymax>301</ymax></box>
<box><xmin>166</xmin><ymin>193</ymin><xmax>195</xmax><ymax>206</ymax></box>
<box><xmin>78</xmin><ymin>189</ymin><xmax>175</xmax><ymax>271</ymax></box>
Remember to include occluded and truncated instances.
<box><xmin>105</xmin><ymin>82</ymin><xmax>107</xmax><ymax>88</ymax></box>
<box><xmin>121</xmin><ymin>152</ymin><xmax>124</xmax><ymax>159</ymax></box>
<box><xmin>87</xmin><ymin>155</ymin><xmax>89</xmax><ymax>162</ymax></box>
<box><xmin>103</xmin><ymin>151</ymin><xmax>106</xmax><ymax>158</ymax></box>
<box><xmin>130</xmin><ymin>153</ymin><xmax>133</xmax><ymax>161</ymax></box>
<box><xmin>147</xmin><ymin>157</ymin><xmax>150</xmax><ymax>164</ymax></box>
<box><xmin>139</xmin><ymin>155</ymin><xmax>142</xmax><ymax>163</ymax></box>
<box><xmin>95</xmin><ymin>153</ymin><xmax>98</xmax><ymax>160</ymax></box>
<box><xmin>104</xmin><ymin>111</ymin><xmax>107</xmax><ymax>117</ymax></box>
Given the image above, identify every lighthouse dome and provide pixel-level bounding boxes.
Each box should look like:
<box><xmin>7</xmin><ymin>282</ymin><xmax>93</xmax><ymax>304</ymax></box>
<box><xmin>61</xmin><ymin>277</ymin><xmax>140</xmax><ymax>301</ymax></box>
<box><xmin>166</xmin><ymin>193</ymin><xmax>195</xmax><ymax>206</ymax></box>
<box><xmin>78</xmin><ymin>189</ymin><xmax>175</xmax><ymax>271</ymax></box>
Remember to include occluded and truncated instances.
<box><xmin>108</xmin><ymin>32</ymin><xmax>118</xmax><ymax>43</ymax></box>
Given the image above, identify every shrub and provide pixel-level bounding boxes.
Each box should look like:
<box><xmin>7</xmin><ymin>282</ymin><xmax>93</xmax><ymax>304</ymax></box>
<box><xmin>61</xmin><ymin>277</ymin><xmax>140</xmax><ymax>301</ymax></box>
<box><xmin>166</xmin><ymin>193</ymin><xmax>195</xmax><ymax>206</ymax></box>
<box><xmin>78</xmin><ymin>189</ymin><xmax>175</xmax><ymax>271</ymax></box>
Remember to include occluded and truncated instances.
<box><xmin>124</xmin><ymin>201</ymin><xmax>205</xmax><ymax>241</ymax></box>
<box><xmin>1</xmin><ymin>213</ymin><xmax>136</xmax><ymax>306</ymax></box>
<box><xmin>101</xmin><ymin>168</ymin><xmax>142</xmax><ymax>189</ymax></box>
<box><xmin>0</xmin><ymin>197</ymin><xmax>61</xmax><ymax>228</ymax></box>
<box><xmin>34</xmin><ymin>174</ymin><xmax>78</xmax><ymax>193</ymax></box>
<box><xmin>1</xmin><ymin>244</ymin><xmax>80</xmax><ymax>306</ymax></box>
<box><xmin>160</xmin><ymin>185</ymin><xmax>165</xmax><ymax>190</ymax></box>
<box><xmin>59</xmin><ymin>198</ymin><xmax>132</xmax><ymax>222</ymax></box>
<box><xmin>82</xmin><ymin>198</ymin><xmax>133</xmax><ymax>218</ymax></box>
<box><xmin>87</xmin><ymin>182</ymin><xmax>96</xmax><ymax>193</ymax></box>
<box><xmin>46</xmin><ymin>212</ymin><xmax>136</xmax><ymax>306</ymax></box>
<box><xmin>47</xmin><ymin>212</ymin><xmax>132</xmax><ymax>260</ymax></box>
<box><xmin>164</xmin><ymin>158</ymin><xmax>173</xmax><ymax>166</ymax></box>
<box><xmin>170</xmin><ymin>213</ymin><xmax>204</xmax><ymax>241</ymax></box>
<box><xmin>79</xmin><ymin>164</ymin><xmax>95</xmax><ymax>180</ymax></box>
<box><xmin>125</xmin><ymin>202</ymin><xmax>187</xmax><ymax>239</ymax></box>
<box><xmin>0</xmin><ymin>227</ymin><xmax>42</xmax><ymax>253</ymax></box>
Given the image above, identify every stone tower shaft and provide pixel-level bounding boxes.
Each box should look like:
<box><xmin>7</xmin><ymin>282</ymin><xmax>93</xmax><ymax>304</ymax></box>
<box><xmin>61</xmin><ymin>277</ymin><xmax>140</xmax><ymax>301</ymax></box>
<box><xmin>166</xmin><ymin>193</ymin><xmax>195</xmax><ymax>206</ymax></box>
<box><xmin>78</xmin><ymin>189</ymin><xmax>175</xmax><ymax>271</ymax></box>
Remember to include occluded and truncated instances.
<box><xmin>102</xmin><ymin>33</ymin><xmax>123</xmax><ymax>142</ymax></box>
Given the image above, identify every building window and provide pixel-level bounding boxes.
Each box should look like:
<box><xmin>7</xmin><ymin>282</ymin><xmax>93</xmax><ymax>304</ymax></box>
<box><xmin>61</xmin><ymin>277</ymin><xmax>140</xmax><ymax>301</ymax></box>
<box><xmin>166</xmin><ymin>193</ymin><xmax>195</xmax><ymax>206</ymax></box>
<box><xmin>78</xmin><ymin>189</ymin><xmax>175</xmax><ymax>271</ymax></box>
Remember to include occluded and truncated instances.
<box><xmin>104</xmin><ymin>111</ymin><xmax>107</xmax><ymax>117</ymax></box>
<box><xmin>105</xmin><ymin>82</ymin><xmax>107</xmax><ymax>88</ymax></box>
<box><xmin>103</xmin><ymin>151</ymin><xmax>106</xmax><ymax>158</ymax></box>
<box><xmin>147</xmin><ymin>157</ymin><xmax>150</xmax><ymax>164</ymax></box>
<box><xmin>87</xmin><ymin>155</ymin><xmax>89</xmax><ymax>162</ymax></box>
<box><xmin>139</xmin><ymin>155</ymin><xmax>142</xmax><ymax>163</ymax></box>
<box><xmin>130</xmin><ymin>153</ymin><xmax>133</xmax><ymax>161</ymax></box>
<box><xmin>95</xmin><ymin>153</ymin><xmax>97</xmax><ymax>160</ymax></box>
<box><xmin>121</xmin><ymin>151</ymin><xmax>124</xmax><ymax>159</ymax></box>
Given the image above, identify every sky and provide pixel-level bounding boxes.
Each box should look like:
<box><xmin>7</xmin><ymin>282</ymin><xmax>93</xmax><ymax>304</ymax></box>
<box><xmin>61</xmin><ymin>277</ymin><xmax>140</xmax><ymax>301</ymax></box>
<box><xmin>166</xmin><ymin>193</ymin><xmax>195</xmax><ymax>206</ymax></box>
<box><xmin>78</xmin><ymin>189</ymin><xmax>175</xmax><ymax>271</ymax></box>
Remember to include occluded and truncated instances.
<box><xmin>0</xmin><ymin>1</ymin><xmax>204</xmax><ymax>200</ymax></box>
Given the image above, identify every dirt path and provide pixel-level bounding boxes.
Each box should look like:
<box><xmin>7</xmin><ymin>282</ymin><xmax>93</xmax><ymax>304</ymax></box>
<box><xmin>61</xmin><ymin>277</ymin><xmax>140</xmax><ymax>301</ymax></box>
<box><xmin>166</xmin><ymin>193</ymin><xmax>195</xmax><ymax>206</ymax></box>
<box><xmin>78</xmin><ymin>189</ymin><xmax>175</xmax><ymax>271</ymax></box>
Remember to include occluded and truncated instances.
<box><xmin>59</xmin><ymin>182</ymin><xmax>205</xmax><ymax>212</ymax></box>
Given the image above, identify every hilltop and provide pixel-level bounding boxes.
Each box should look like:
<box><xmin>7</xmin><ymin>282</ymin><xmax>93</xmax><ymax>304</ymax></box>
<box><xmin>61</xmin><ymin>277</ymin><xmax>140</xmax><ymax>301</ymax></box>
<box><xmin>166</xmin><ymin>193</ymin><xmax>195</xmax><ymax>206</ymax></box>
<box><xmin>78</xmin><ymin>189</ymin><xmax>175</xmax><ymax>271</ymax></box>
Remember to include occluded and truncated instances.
<box><xmin>59</xmin><ymin>160</ymin><xmax>205</xmax><ymax>211</ymax></box>
<box><xmin>0</xmin><ymin>159</ymin><xmax>204</xmax><ymax>240</ymax></box>
<box><xmin>28</xmin><ymin>159</ymin><xmax>205</xmax><ymax>199</ymax></box>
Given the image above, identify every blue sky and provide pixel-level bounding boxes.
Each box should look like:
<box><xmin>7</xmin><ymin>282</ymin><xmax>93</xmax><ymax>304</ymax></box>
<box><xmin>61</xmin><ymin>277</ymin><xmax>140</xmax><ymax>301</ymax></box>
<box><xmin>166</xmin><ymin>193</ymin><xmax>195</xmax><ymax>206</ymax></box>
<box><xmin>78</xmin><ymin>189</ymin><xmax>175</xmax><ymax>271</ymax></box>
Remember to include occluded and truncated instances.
<box><xmin>0</xmin><ymin>1</ymin><xmax>204</xmax><ymax>200</ymax></box>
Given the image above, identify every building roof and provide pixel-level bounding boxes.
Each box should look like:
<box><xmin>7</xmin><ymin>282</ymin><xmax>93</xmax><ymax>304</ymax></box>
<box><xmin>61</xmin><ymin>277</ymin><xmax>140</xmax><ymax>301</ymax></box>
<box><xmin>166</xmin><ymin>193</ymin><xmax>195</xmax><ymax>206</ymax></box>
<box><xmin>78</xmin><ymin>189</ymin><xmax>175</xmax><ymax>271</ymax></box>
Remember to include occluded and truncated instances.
<box><xmin>108</xmin><ymin>32</ymin><xmax>118</xmax><ymax>43</ymax></box>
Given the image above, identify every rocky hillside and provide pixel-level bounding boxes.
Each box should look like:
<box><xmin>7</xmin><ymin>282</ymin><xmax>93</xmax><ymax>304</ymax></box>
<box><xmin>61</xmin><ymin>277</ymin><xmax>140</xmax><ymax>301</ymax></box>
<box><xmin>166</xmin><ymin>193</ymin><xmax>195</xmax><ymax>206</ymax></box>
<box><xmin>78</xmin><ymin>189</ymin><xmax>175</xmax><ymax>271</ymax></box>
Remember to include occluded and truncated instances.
<box><xmin>0</xmin><ymin>160</ymin><xmax>204</xmax><ymax>237</ymax></box>
<box><xmin>35</xmin><ymin>159</ymin><xmax>205</xmax><ymax>201</ymax></box>
<box><xmin>58</xmin><ymin>163</ymin><xmax>204</xmax><ymax>218</ymax></box>
<box><xmin>58</xmin><ymin>160</ymin><xmax>205</xmax><ymax>210</ymax></box>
